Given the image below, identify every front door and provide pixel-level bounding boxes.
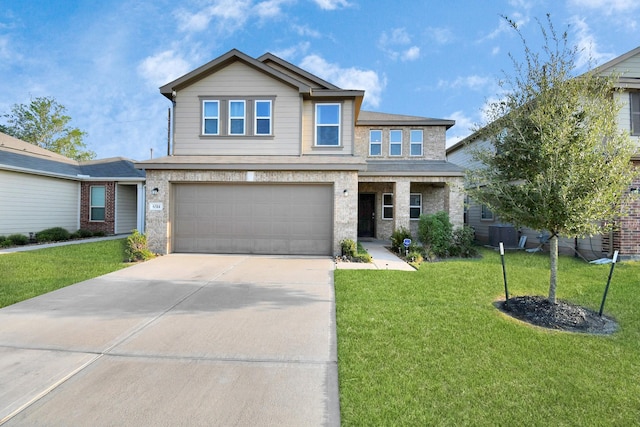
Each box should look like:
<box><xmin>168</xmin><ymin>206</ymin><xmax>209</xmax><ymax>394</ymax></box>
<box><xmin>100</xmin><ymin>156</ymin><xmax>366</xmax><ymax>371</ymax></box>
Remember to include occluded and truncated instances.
<box><xmin>358</xmin><ymin>193</ymin><xmax>375</xmax><ymax>238</ymax></box>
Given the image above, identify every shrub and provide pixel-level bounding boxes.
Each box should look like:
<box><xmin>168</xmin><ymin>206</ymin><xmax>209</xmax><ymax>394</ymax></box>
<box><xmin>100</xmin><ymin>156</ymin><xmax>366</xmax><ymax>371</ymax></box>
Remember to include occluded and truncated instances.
<box><xmin>8</xmin><ymin>234</ymin><xmax>29</xmax><ymax>246</ymax></box>
<box><xmin>76</xmin><ymin>229</ymin><xmax>94</xmax><ymax>238</ymax></box>
<box><xmin>390</xmin><ymin>227</ymin><xmax>412</xmax><ymax>253</ymax></box>
<box><xmin>93</xmin><ymin>230</ymin><xmax>106</xmax><ymax>237</ymax></box>
<box><xmin>407</xmin><ymin>251</ymin><xmax>424</xmax><ymax>264</ymax></box>
<box><xmin>36</xmin><ymin>227</ymin><xmax>71</xmax><ymax>242</ymax></box>
<box><xmin>353</xmin><ymin>252</ymin><xmax>372</xmax><ymax>263</ymax></box>
<box><xmin>340</xmin><ymin>239</ymin><xmax>357</xmax><ymax>258</ymax></box>
<box><xmin>0</xmin><ymin>238</ymin><xmax>12</xmax><ymax>248</ymax></box>
<box><xmin>125</xmin><ymin>230</ymin><xmax>155</xmax><ymax>262</ymax></box>
<box><xmin>450</xmin><ymin>226</ymin><xmax>478</xmax><ymax>258</ymax></box>
<box><xmin>418</xmin><ymin>211</ymin><xmax>453</xmax><ymax>258</ymax></box>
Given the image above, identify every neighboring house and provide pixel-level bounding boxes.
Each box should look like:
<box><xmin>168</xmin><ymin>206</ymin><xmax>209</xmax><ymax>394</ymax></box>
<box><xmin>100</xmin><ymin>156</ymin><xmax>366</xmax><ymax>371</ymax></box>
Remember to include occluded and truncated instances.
<box><xmin>447</xmin><ymin>45</ymin><xmax>640</xmax><ymax>260</ymax></box>
<box><xmin>0</xmin><ymin>132</ymin><xmax>146</xmax><ymax>237</ymax></box>
<box><xmin>136</xmin><ymin>49</ymin><xmax>464</xmax><ymax>256</ymax></box>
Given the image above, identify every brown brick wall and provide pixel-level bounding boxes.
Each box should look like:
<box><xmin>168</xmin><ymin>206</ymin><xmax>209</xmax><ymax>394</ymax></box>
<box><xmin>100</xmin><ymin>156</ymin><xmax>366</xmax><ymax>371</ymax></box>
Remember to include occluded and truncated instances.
<box><xmin>79</xmin><ymin>181</ymin><xmax>116</xmax><ymax>234</ymax></box>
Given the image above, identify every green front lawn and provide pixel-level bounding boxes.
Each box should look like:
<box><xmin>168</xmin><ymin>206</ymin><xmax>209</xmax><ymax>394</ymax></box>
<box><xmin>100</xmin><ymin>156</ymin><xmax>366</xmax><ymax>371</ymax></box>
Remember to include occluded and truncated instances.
<box><xmin>0</xmin><ymin>239</ymin><xmax>129</xmax><ymax>308</ymax></box>
<box><xmin>335</xmin><ymin>248</ymin><xmax>640</xmax><ymax>425</ymax></box>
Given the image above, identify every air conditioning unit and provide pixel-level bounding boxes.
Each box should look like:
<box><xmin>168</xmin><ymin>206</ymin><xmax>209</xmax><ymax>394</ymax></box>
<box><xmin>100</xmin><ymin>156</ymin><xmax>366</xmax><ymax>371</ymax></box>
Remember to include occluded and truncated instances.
<box><xmin>489</xmin><ymin>225</ymin><xmax>518</xmax><ymax>248</ymax></box>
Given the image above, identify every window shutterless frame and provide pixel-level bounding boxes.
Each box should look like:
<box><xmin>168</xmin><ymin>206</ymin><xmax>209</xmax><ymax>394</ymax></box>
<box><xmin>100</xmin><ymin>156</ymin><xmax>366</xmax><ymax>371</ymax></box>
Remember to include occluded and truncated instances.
<box><xmin>409</xmin><ymin>193</ymin><xmax>422</xmax><ymax>219</ymax></box>
<box><xmin>229</xmin><ymin>100</ymin><xmax>246</xmax><ymax>135</ymax></box>
<box><xmin>369</xmin><ymin>129</ymin><xmax>382</xmax><ymax>156</ymax></box>
<box><xmin>255</xmin><ymin>100</ymin><xmax>272</xmax><ymax>135</ymax></box>
<box><xmin>389</xmin><ymin>129</ymin><xmax>402</xmax><ymax>156</ymax></box>
<box><xmin>202</xmin><ymin>100</ymin><xmax>220</xmax><ymax>135</ymax></box>
<box><xmin>382</xmin><ymin>193</ymin><xmax>394</xmax><ymax>219</ymax></box>
<box><xmin>315</xmin><ymin>103</ymin><xmax>341</xmax><ymax>146</ymax></box>
<box><xmin>90</xmin><ymin>185</ymin><xmax>106</xmax><ymax>222</ymax></box>
<box><xmin>410</xmin><ymin>129</ymin><xmax>423</xmax><ymax>156</ymax></box>
<box><xmin>630</xmin><ymin>92</ymin><xmax>640</xmax><ymax>136</ymax></box>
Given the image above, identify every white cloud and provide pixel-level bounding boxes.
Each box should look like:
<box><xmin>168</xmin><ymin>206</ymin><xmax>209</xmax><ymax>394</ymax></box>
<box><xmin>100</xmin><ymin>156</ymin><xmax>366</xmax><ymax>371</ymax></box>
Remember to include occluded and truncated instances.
<box><xmin>312</xmin><ymin>0</ymin><xmax>352</xmax><ymax>10</ymax></box>
<box><xmin>567</xmin><ymin>0</ymin><xmax>639</xmax><ymax>13</ymax></box>
<box><xmin>292</xmin><ymin>24</ymin><xmax>322</xmax><ymax>38</ymax></box>
<box><xmin>137</xmin><ymin>50</ymin><xmax>192</xmax><ymax>87</ymax></box>
<box><xmin>427</xmin><ymin>27</ymin><xmax>454</xmax><ymax>45</ymax></box>
<box><xmin>402</xmin><ymin>46</ymin><xmax>420</xmax><ymax>62</ymax></box>
<box><xmin>569</xmin><ymin>17</ymin><xmax>615</xmax><ymax>69</ymax></box>
<box><xmin>446</xmin><ymin>111</ymin><xmax>476</xmax><ymax>148</ymax></box>
<box><xmin>271</xmin><ymin>42</ymin><xmax>311</xmax><ymax>60</ymax></box>
<box><xmin>174</xmin><ymin>0</ymin><xmax>252</xmax><ymax>33</ymax></box>
<box><xmin>438</xmin><ymin>75</ymin><xmax>492</xmax><ymax>91</ymax></box>
<box><xmin>254</xmin><ymin>0</ymin><xmax>292</xmax><ymax>19</ymax></box>
<box><xmin>482</xmin><ymin>12</ymin><xmax>529</xmax><ymax>41</ymax></box>
<box><xmin>299</xmin><ymin>54</ymin><xmax>386</xmax><ymax>108</ymax></box>
<box><xmin>379</xmin><ymin>28</ymin><xmax>420</xmax><ymax>61</ymax></box>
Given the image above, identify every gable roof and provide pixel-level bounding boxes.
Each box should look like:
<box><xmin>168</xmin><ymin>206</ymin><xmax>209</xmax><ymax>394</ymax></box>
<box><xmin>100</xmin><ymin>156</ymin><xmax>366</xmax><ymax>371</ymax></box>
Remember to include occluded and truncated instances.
<box><xmin>357</xmin><ymin>111</ymin><xmax>455</xmax><ymax>129</ymax></box>
<box><xmin>0</xmin><ymin>132</ymin><xmax>145</xmax><ymax>181</ymax></box>
<box><xmin>594</xmin><ymin>45</ymin><xmax>640</xmax><ymax>89</ymax></box>
<box><xmin>159</xmin><ymin>49</ymin><xmax>364</xmax><ymax>103</ymax></box>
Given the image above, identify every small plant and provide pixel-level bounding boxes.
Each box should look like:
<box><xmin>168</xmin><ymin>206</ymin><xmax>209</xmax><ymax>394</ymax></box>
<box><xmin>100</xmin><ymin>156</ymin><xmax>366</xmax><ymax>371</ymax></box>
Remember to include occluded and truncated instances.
<box><xmin>36</xmin><ymin>227</ymin><xmax>71</xmax><ymax>242</ymax></box>
<box><xmin>76</xmin><ymin>229</ymin><xmax>94</xmax><ymax>238</ymax></box>
<box><xmin>93</xmin><ymin>230</ymin><xmax>106</xmax><ymax>237</ymax></box>
<box><xmin>125</xmin><ymin>230</ymin><xmax>155</xmax><ymax>262</ymax></box>
<box><xmin>407</xmin><ymin>251</ymin><xmax>423</xmax><ymax>264</ymax></box>
<box><xmin>0</xmin><ymin>238</ymin><xmax>12</xmax><ymax>248</ymax></box>
<box><xmin>449</xmin><ymin>226</ymin><xmax>478</xmax><ymax>258</ymax></box>
<box><xmin>390</xmin><ymin>227</ymin><xmax>412</xmax><ymax>253</ymax></box>
<box><xmin>8</xmin><ymin>234</ymin><xmax>29</xmax><ymax>245</ymax></box>
<box><xmin>341</xmin><ymin>239</ymin><xmax>357</xmax><ymax>258</ymax></box>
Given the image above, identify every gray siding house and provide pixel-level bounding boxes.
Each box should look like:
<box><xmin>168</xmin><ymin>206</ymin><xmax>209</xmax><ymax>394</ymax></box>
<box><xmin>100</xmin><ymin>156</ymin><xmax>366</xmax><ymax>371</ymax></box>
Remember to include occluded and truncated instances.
<box><xmin>137</xmin><ymin>49</ymin><xmax>464</xmax><ymax>256</ymax></box>
<box><xmin>0</xmin><ymin>132</ymin><xmax>146</xmax><ymax>237</ymax></box>
<box><xmin>447</xmin><ymin>45</ymin><xmax>640</xmax><ymax>260</ymax></box>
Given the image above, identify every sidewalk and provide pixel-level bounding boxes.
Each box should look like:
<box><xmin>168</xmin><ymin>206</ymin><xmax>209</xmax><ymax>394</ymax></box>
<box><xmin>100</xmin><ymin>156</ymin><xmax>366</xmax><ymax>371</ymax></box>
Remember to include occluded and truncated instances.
<box><xmin>335</xmin><ymin>240</ymin><xmax>415</xmax><ymax>271</ymax></box>
<box><xmin>0</xmin><ymin>234</ymin><xmax>128</xmax><ymax>254</ymax></box>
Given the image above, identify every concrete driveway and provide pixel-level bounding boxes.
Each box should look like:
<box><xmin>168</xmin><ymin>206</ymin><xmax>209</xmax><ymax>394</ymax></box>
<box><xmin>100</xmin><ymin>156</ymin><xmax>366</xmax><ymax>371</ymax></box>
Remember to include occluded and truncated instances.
<box><xmin>0</xmin><ymin>254</ymin><xmax>339</xmax><ymax>426</ymax></box>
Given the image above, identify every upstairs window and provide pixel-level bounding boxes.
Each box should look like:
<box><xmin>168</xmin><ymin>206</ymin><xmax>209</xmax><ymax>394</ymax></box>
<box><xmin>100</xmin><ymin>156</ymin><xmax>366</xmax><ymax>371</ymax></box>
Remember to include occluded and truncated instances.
<box><xmin>316</xmin><ymin>103</ymin><xmax>341</xmax><ymax>146</ymax></box>
<box><xmin>369</xmin><ymin>130</ymin><xmax>382</xmax><ymax>156</ymax></box>
<box><xmin>229</xmin><ymin>100</ymin><xmax>246</xmax><ymax>135</ymax></box>
<box><xmin>481</xmin><ymin>204</ymin><xmax>494</xmax><ymax>220</ymax></box>
<box><xmin>410</xmin><ymin>193</ymin><xmax>422</xmax><ymax>219</ymax></box>
<box><xmin>631</xmin><ymin>92</ymin><xmax>640</xmax><ymax>136</ymax></box>
<box><xmin>202</xmin><ymin>101</ymin><xmax>219</xmax><ymax>135</ymax></box>
<box><xmin>382</xmin><ymin>193</ymin><xmax>394</xmax><ymax>219</ymax></box>
<box><xmin>410</xmin><ymin>130</ymin><xmax>423</xmax><ymax>156</ymax></box>
<box><xmin>90</xmin><ymin>186</ymin><xmax>106</xmax><ymax>222</ymax></box>
<box><xmin>255</xmin><ymin>100</ymin><xmax>272</xmax><ymax>135</ymax></box>
<box><xmin>390</xmin><ymin>130</ymin><xmax>402</xmax><ymax>156</ymax></box>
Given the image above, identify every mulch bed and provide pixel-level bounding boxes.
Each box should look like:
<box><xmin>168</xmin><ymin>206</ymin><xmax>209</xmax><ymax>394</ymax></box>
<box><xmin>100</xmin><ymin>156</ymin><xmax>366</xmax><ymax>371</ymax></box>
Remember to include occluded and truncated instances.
<box><xmin>497</xmin><ymin>295</ymin><xmax>618</xmax><ymax>335</ymax></box>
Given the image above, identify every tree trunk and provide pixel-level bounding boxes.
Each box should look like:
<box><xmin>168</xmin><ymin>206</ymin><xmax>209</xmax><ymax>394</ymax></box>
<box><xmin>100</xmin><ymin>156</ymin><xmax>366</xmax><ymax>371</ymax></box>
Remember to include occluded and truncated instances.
<box><xmin>548</xmin><ymin>234</ymin><xmax>558</xmax><ymax>304</ymax></box>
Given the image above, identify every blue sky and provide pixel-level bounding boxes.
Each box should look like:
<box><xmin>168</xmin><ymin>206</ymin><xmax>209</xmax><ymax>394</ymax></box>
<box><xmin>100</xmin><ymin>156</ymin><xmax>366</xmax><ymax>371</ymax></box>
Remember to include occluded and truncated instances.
<box><xmin>1</xmin><ymin>0</ymin><xmax>639</xmax><ymax>160</ymax></box>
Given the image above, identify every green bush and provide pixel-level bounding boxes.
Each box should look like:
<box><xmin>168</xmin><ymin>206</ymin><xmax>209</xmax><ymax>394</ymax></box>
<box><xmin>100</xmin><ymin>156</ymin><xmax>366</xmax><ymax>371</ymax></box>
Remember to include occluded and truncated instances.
<box><xmin>390</xmin><ymin>227</ymin><xmax>412</xmax><ymax>253</ymax></box>
<box><xmin>36</xmin><ymin>227</ymin><xmax>71</xmax><ymax>243</ymax></box>
<box><xmin>407</xmin><ymin>251</ymin><xmax>423</xmax><ymax>264</ymax></box>
<box><xmin>8</xmin><ymin>234</ymin><xmax>29</xmax><ymax>245</ymax></box>
<box><xmin>125</xmin><ymin>230</ymin><xmax>155</xmax><ymax>262</ymax></box>
<box><xmin>0</xmin><ymin>239</ymin><xmax>12</xmax><ymax>248</ymax></box>
<box><xmin>93</xmin><ymin>230</ymin><xmax>106</xmax><ymax>237</ymax></box>
<box><xmin>340</xmin><ymin>239</ymin><xmax>357</xmax><ymax>258</ymax></box>
<box><xmin>418</xmin><ymin>211</ymin><xmax>453</xmax><ymax>258</ymax></box>
<box><xmin>76</xmin><ymin>229</ymin><xmax>94</xmax><ymax>238</ymax></box>
<box><xmin>449</xmin><ymin>226</ymin><xmax>478</xmax><ymax>258</ymax></box>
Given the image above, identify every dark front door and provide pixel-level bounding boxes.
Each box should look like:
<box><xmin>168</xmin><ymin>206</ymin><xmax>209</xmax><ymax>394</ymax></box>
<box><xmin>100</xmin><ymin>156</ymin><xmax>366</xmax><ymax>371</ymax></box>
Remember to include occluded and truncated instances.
<box><xmin>358</xmin><ymin>193</ymin><xmax>375</xmax><ymax>238</ymax></box>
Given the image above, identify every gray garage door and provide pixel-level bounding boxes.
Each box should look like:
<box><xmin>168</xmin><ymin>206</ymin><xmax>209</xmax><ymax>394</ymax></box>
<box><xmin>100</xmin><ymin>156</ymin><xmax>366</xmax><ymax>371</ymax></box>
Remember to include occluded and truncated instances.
<box><xmin>173</xmin><ymin>183</ymin><xmax>333</xmax><ymax>255</ymax></box>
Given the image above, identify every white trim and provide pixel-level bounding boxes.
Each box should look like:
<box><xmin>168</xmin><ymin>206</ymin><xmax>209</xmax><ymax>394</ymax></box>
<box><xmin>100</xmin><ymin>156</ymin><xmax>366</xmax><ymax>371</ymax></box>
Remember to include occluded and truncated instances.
<box><xmin>315</xmin><ymin>103</ymin><xmax>341</xmax><ymax>146</ymax></box>
<box><xmin>202</xmin><ymin>100</ymin><xmax>220</xmax><ymax>135</ymax></box>
<box><xmin>89</xmin><ymin>185</ymin><xmax>106</xmax><ymax>222</ymax></box>
<box><xmin>382</xmin><ymin>192</ymin><xmax>394</xmax><ymax>219</ymax></box>
<box><xmin>229</xmin><ymin>100</ymin><xmax>246</xmax><ymax>135</ymax></box>
<box><xmin>255</xmin><ymin>100</ymin><xmax>272</xmax><ymax>135</ymax></box>
<box><xmin>410</xmin><ymin>129</ymin><xmax>423</xmax><ymax>156</ymax></box>
<box><xmin>410</xmin><ymin>193</ymin><xmax>422</xmax><ymax>220</ymax></box>
<box><xmin>389</xmin><ymin>129</ymin><xmax>402</xmax><ymax>156</ymax></box>
<box><xmin>369</xmin><ymin>129</ymin><xmax>382</xmax><ymax>156</ymax></box>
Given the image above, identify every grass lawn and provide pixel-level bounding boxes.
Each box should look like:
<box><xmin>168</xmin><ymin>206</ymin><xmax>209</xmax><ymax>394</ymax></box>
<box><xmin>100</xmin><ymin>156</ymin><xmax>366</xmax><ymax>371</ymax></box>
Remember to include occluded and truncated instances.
<box><xmin>335</xmin><ymin>248</ymin><xmax>640</xmax><ymax>425</ymax></box>
<box><xmin>0</xmin><ymin>239</ymin><xmax>130</xmax><ymax>308</ymax></box>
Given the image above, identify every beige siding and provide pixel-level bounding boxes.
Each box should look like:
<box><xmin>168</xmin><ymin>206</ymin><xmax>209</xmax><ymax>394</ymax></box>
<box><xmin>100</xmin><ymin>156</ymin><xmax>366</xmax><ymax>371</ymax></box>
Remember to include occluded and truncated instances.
<box><xmin>301</xmin><ymin>99</ymin><xmax>354</xmax><ymax>155</ymax></box>
<box><xmin>447</xmin><ymin>138</ymin><xmax>491</xmax><ymax>169</ymax></box>
<box><xmin>173</xmin><ymin>61</ymin><xmax>302</xmax><ymax>156</ymax></box>
<box><xmin>614</xmin><ymin>91</ymin><xmax>640</xmax><ymax>148</ymax></box>
<box><xmin>115</xmin><ymin>184</ymin><xmax>138</xmax><ymax>234</ymax></box>
<box><xmin>0</xmin><ymin>170</ymin><xmax>79</xmax><ymax>236</ymax></box>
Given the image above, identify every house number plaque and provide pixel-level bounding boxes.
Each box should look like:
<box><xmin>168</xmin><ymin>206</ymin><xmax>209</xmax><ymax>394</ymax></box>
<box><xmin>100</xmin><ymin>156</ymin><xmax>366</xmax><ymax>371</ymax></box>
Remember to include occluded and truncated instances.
<box><xmin>149</xmin><ymin>202</ymin><xmax>163</xmax><ymax>211</ymax></box>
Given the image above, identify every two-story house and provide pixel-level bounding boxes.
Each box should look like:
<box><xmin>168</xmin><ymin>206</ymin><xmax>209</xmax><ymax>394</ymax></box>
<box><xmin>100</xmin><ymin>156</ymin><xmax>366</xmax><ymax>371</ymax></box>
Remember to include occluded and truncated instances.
<box><xmin>447</xmin><ymin>45</ymin><xmax>640</xmax><ymax>260</ymax></box>
<box><xmin>137</xmin><ymin>49</ymin><xmax>464</xmax><ymax>256</ymax></box>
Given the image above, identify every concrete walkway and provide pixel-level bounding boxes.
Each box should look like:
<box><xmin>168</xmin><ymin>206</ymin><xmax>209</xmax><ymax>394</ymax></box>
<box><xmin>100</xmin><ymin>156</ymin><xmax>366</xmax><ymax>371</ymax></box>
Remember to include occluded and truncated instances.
<box><xmin>0</xmin><ymin>254</ymin><xmax>339</xmax><ymax>426</ymax></box>
<box><xmin>335</xmin><ymin>240</ymin><xmax>416</xmax><ymax>271</ymax></box>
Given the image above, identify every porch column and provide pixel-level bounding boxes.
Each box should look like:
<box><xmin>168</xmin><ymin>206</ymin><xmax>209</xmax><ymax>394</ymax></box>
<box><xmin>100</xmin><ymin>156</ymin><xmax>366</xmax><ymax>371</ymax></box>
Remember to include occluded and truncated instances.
<box><xmin>394</xmin><ymin>179</ymin><xmax>411</xmax><ymax>232</ymax></box>
<box><xmin>447</xmin><ymin>177</ymin><xmax>465</xmax><ymax>228</ymax></box>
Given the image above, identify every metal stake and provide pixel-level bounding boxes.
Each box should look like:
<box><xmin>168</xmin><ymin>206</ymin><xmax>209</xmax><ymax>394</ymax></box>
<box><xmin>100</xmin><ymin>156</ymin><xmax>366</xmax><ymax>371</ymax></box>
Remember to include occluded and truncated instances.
<box><xmin>599</xmin><ymin>250</ymin><xmax>619</xmax><ymax>317</ymax></box>
<box><xmin>500</xmin><ymin>242</ymin><xmax>509</xmax><ymax>304</ymax></box>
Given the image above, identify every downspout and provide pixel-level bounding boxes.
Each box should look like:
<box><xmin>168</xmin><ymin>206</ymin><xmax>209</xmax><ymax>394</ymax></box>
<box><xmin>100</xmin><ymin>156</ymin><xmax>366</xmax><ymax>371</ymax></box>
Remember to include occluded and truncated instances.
<box><xmin>170</xmin><ymin>91</ymin><xmax>177</xmax><ymax>156</ymax></box>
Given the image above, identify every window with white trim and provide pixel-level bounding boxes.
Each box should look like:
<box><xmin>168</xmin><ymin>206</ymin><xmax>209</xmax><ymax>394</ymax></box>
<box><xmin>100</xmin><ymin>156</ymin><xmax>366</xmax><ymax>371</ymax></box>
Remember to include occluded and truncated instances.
<box><xmin>202</xmin><ymin>100</ymin><xmax>219</xmax><ymax>135</ymax></box>
<box><xmin>410</xmin><ymin>130</ymin><xmax>423</xmax><ymax>156</ymax></box>
<box><xmin>229</xmin><ymin>100</ymin><xmax>246</xmax><ymax>135</ymax></box>
<box><xmin>481</xmin><ymin>204</ymin><xmax>494</xmax><ymax>220</ymax></box>
<box><xmin>382</xmin><ymin>193</ymin><xmax>394</xmax><ymax>219</ymax></box>
<box><xmin>90</xmin><ymin>186</ymin><xmax>106</xmax><ymax>221</ymax></box>
<box><xmin>410</xmin><ymin>193</ymin><xmax>422</xmax><ymax>219</ymax></box>
<box><xmin>255</xmin><ymin>100</ymin><xmax>272</xmax><ymax>135</ymax></box>
<box><xmin>631</xmin><ymin>92</ymin><xmax>640</xmax><ymax>136</ymax></box>
<box><xmin>369</xmin><ymin>130</ymin><xmax>382</xmax><ymax>156</ymax></box>
<box><xmin>390</xmin><ymin>130</ymin><xmax>402</xmax><ymax>156</ymax></box>
<box><xmin>315</xmin><ymin>103</ymin><xmax>341</xmax><ymax>146</ymax></box>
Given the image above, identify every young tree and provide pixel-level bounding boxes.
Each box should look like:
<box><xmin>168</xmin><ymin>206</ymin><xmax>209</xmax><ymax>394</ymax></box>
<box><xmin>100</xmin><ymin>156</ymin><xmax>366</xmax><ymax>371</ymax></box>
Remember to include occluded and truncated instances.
<box><xmin>2</xmin><ymin>96</ymin><xmax>95</xmax><ymax>161</ymax></box>
<box><xmin>467</xmin><ymin>15</ymin><xmax>636</xmax><ymax>304</ymax></box>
